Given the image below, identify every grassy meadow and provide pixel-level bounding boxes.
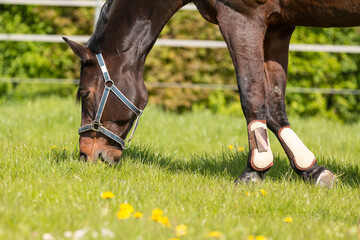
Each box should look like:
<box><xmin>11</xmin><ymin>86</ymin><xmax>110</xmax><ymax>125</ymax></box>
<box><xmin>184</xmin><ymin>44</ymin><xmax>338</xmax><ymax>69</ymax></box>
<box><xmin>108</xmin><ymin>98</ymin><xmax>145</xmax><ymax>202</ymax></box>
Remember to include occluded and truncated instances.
<box><xmin>0</xmin><ymin>96</ymin><xmax>360</xmax><ymax>240</ymax></box>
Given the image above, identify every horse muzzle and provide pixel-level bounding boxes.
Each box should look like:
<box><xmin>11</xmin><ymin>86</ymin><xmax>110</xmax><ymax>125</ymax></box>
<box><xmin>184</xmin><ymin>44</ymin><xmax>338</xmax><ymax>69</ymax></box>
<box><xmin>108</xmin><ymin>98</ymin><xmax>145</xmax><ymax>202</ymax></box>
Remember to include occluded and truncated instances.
<box><xmin>79</xmin><ymin>135</ymin><xmax>123</xmax><ymax>165</ymax></box>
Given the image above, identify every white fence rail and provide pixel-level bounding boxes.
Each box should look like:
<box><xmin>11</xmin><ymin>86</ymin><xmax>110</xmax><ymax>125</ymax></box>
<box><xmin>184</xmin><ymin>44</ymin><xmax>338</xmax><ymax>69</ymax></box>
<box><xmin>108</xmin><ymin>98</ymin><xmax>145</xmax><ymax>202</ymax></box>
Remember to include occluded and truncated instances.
<box><xmin>3</xmin><ymin>34</ymin><xmax>360</xmax><ymax>53</ymax></box>
<box><xmin>0</xmin><ymin>0</ymin><xmax>104</xmax><ymax>7</ymax></box>
<box><xmin>0</xmin><ymin>0</ymin><xmax>197</xmax><ymax>10</ymax></box>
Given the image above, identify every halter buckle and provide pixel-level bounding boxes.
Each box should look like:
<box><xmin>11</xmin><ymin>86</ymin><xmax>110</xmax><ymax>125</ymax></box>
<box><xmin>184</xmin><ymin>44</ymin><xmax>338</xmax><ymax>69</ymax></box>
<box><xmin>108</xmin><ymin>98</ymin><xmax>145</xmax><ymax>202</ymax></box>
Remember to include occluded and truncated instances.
<box><xmin>122</xmin><ymin>140</ymin><xmax>131</xmax><ymax>150</ymax></box>
<box><xmin>91</xmin><ymin>121</ymin><xmax>102</xmax><ymax>132</ymax></box>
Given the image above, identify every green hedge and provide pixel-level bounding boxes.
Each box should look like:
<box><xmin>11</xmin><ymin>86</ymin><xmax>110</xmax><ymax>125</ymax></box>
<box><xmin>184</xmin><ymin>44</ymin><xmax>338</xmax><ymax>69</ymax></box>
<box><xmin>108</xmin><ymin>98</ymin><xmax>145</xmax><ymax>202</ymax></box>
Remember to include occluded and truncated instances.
<box><xmin>1</xmin><ymin>5</ymin><xmax>359</xmax><ymax>122</ymax></box>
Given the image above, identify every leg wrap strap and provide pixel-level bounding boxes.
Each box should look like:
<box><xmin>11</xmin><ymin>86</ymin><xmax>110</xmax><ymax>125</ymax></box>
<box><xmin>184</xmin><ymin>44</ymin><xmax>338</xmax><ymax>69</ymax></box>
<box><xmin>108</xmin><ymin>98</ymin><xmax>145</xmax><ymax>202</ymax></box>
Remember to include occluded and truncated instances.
<box><xmin>278</xmin><ymin>126</ymin><xmax>316</xmax><ymax>170</ymax></box>
<box><xmin>248</xmin><ymin>120</ymin><xmax>274</xmax><ymax>171</ymax></box>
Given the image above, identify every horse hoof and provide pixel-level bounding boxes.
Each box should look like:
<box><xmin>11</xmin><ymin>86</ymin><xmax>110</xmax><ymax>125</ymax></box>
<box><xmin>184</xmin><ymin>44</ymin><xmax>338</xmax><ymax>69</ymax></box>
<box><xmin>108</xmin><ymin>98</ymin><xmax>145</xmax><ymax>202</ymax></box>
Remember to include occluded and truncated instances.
<box><xmin>315</xmin><ymin>170</ymin><xmax>337</xmax><ymax>188</ymax></box>
<box><xmin>235</xmin><ymin>171</ymin><xmax>262</xmax><ymax>184</ymax></box>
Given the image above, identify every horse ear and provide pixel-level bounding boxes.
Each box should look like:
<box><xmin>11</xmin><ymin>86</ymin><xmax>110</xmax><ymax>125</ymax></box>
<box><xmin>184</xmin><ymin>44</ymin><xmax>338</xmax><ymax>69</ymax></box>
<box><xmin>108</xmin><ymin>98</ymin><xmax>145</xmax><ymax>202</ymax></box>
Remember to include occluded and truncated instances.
<box><xmin>63</xmin><ymin>37</ymin><xmax>93</xmax><ymax>62</ymax></box>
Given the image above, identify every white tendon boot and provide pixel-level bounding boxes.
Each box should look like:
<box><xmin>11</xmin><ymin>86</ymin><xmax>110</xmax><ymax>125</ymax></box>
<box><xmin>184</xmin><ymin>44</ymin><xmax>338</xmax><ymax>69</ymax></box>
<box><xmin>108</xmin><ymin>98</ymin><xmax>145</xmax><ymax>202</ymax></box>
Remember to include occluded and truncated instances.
<box><xmin>278</xmin><ymin>126</ymin><xmax>337</xmax><ymax>188</ymax></box>
<box><xmin>278</xmin><ymin>127</ymin><xmax>316</xmax><ymax>170</ymax></box>
<box><xmin>248</xmin><ymin>120</ymin><xmax>274</xmax><ymax>171</ymax></box>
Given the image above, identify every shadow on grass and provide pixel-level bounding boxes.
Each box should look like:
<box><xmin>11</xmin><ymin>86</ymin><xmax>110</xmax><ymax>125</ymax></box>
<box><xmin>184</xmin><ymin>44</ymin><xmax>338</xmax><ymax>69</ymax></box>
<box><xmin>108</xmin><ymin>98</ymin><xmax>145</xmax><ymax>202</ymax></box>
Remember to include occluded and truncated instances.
<box><xmin>122</xmin><ymin>144</ymin><xmax>360</xmax><ymax>187</ymax></box>
<box><xmin>49</xmin><ymin>144</ymin><xmax>359</xmax><ymax>187</ymax></box>
<box><xmin>123</xmin><ymin>144</ymin><xmax>247</xmax><ymax>180</ymax></box>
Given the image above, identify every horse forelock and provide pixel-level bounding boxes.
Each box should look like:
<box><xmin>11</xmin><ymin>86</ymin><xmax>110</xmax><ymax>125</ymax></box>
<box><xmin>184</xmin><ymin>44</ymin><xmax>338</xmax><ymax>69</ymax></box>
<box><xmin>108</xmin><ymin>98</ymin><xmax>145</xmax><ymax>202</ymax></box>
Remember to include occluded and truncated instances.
<box><xmin>87</xmin><ymin>0</ymin><xmax>116</xmax><ymax>53</ymax></box>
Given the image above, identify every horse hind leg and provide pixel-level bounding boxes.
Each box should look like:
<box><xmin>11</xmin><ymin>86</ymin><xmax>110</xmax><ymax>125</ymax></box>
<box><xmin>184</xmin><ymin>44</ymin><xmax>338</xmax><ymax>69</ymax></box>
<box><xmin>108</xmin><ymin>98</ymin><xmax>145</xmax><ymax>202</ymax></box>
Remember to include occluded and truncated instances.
<box><xmin>263</xmin><ymin>27</ymin><xmax>337</xmax><ymax>188</ymax></box>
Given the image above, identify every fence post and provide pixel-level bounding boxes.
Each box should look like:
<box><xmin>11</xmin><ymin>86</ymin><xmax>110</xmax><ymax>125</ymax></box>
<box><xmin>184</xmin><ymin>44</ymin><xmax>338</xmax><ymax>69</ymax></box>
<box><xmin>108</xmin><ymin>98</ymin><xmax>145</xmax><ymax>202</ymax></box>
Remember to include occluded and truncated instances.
<box><xmin>93</xmin><ymin>0</ymin><xmax>102</xmax><ymax>29</ymax></box>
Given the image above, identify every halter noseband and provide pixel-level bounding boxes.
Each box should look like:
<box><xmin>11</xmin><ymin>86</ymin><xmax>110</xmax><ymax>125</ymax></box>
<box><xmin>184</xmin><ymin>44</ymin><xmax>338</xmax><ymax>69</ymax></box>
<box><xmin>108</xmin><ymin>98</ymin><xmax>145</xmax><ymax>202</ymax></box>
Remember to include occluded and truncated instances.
<box><xmin>78</xmin><ymin>53</ymin><xmax>143</xmax><ymax>149</ymax></box>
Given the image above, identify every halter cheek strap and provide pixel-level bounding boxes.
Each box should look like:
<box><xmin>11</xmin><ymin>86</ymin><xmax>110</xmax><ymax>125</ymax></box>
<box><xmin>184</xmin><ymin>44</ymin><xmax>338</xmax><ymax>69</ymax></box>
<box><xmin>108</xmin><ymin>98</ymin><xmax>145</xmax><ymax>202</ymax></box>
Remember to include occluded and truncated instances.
<box><xmin>78</xmin><ymin>53</ymin><xmax>143</xmax><ymax>149</ymax></box>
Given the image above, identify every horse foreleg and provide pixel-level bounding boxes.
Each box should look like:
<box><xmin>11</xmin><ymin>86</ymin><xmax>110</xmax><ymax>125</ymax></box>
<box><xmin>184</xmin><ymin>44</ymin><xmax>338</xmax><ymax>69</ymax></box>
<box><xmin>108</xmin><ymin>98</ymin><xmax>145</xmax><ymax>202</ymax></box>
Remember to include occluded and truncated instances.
<box><xmin>217</xmin><ymin>3</ymin><xmax>274</xmax><ymax>183</ymax></box>
<box><xmin>263</xmin><ymin>27</ymin><xmax>336</xmax><ymax>188</ymax></box>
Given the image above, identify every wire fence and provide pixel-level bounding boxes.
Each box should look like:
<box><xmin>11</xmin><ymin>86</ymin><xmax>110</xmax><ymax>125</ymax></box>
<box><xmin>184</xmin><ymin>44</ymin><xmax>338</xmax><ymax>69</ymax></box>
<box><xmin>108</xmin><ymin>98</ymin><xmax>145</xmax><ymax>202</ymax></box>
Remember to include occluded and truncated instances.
<box><xmin>1</xmin><ymin>0</ymin><xmax>360</xmax><ymax>95</ymax></box>
<box><xmin>2</xmin><ymin>77</ymin><xmax>360</xmax><ymax>95</ymax></box>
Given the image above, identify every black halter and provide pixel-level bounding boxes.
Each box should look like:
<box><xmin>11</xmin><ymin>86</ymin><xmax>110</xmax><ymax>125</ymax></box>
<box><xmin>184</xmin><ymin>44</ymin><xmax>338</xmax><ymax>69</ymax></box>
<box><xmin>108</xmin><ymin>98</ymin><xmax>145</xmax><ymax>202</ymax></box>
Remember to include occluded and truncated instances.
<box><xmin>78</xmin><ymin>53</ymin><xmax>143</xmax><ymax>149</ymax></box>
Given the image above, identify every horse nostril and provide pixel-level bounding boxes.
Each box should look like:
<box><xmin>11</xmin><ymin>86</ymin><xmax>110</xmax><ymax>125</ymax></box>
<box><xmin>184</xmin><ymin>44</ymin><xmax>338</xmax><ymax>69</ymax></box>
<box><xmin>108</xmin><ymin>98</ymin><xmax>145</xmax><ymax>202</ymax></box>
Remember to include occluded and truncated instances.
<box><xmin>99</xmin><ymin>153</ymin><xmax>104</xmax><ymax>161</ymax></box>
<box><xmin>80</xmin><ymin>152</ymin><xmax>88</xmax><ymax>161</ymax></box>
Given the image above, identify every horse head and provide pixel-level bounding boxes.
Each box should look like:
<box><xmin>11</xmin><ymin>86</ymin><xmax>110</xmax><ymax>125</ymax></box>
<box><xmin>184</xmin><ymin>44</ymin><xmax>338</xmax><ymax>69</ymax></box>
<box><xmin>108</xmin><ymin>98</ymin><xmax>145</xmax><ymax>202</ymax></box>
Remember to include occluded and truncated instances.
<box><xmin>64</xmin><ymin>38</ymin><xmax>147</xmax><ymax>164</ymax></box>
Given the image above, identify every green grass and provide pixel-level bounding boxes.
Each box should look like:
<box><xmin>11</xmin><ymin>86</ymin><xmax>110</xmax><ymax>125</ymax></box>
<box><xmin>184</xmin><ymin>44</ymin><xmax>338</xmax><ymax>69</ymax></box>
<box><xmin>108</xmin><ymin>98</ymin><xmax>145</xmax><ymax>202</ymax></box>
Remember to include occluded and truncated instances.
<box><xmin>0</xmin><ymin>96</ymin><xmax>360</xmax><ymax>240</ymax></box>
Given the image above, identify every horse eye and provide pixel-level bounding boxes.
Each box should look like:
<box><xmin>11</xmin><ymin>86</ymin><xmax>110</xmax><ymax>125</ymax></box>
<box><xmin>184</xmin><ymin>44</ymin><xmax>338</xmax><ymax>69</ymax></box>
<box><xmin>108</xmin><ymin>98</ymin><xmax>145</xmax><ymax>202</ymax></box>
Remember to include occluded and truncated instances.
<box><xmin>80</xmin><ymin>91</ymin><xmax>90</xmax><ymax>99</ymax></box>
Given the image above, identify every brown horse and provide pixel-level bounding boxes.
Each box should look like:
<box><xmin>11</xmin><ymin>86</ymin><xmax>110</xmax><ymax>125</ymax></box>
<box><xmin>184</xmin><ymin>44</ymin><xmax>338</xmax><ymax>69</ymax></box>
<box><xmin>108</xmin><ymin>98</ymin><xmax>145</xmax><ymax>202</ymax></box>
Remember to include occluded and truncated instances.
<box><xmin>63</xmin><ymin>0</ymin><xmax>360</xmax><ymax>188</ymax></box>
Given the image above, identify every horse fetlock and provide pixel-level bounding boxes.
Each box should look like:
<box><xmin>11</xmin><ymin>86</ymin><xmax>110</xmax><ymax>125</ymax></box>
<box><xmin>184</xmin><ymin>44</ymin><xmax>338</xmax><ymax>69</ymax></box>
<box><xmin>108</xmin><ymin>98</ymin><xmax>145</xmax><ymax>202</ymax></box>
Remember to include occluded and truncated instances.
<box><xmin>278</xmin><ymin>126</ymin><xmax>316</xmax><ymax>170</ymax></box>
<box><xmin>248</xmin><ymin>120</ymin><xmax>274</xmax><ymax>171</ymax></box>
<box><xmin>235</xmin><ymin>167</ymin><xmax>264</xmax><ymax>184</ymax></box>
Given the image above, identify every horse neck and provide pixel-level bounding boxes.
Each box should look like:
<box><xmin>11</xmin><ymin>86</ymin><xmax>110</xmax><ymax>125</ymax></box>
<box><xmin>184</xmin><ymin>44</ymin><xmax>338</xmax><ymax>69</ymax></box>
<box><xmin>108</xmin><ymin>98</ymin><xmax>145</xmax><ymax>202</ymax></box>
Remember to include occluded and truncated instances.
<box><xmin>281</xmin><ymin>0</ymin><xmax>360</xmax><ymax>27</ymax></box>
<box><xmin>93</xmin><ymin>0</ymin><xmax>189</xmax><ymax>79</ymax></box>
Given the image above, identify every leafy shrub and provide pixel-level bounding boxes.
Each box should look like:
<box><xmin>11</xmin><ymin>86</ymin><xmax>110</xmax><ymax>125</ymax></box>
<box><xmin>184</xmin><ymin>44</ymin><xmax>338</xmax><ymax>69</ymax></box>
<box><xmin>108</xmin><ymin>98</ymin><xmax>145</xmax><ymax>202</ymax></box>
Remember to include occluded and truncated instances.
<box><xmin>0</xmin><ymin>5</ymin><xmax>359</xmax><ymax>121</ymax></box>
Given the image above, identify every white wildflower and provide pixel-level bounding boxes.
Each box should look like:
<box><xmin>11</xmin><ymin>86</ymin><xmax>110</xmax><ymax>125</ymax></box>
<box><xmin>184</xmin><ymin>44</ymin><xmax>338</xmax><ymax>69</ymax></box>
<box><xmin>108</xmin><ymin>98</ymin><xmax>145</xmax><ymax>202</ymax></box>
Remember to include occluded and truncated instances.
<box><xmin>73</xmin><ymin>228</ymin><xmax>88</xmax><ymax>239</ymax></box>
<box><xmin>64</xmin><ymin>231</ymin><xmax>73</xmax><ymax>238</ymax></box>
<box><xmin>42</xmin><ymin>233</ymin><xmax>54</xmax><ymax>240</ymax></box>
<box><xmin>101</xmin><ymin>227</ymin><xmax>115</xmax><ymax>238</ymax></box>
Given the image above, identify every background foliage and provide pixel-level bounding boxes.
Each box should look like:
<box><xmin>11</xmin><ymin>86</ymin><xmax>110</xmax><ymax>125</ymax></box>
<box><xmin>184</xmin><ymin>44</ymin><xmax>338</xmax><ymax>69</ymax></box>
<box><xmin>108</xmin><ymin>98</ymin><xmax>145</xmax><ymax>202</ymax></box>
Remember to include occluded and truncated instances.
<box><xmin>0</xmin><ymin>5</ymin><xmax>359</xmax><ymax>121</ymax></box>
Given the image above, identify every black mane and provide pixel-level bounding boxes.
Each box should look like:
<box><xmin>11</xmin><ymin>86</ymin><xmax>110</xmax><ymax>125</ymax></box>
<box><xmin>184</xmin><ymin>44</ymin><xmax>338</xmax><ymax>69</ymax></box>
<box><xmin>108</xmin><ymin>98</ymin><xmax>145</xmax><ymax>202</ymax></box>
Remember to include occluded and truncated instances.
<box><xmin>87</xmin><ymin>0</ymin><xmax>116</xmax><ymax>53</ymax></box>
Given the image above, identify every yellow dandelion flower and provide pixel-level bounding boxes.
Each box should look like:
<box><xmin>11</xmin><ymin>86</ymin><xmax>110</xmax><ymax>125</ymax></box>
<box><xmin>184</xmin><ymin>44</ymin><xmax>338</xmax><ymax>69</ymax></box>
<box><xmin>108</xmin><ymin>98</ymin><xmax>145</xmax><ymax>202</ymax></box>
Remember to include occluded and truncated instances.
<box><xmin>255</xmin><ymin>235</ymin><xmax>267</xmax><ymax>240</ymax></box>
<box><xmin>119</xmin><ymin>203</ymin><xmax>134</xmax><ymax>214</ymax></box>
<box><xmin>101</xmin><ymin>191</ymin><xmax>115</xmax><ymax>199</ymax></box>
<box><xmin>62</xmin><ymin>147</ymin><xmax>68</xmax><ymax>150</ymax></box>
<box><xmin>152</xmin><ymin>208</ymin><xmax>163</xmax><ymax>216</ymax></box>
<box><xmin>133</xmin><ymin>212</ymin><xmax>143</xmax><ymax>219</ymax></box>
<box><xmin>228</xmin><ymin>145</ymin><xmax>234</xmax><ymax>150</ymax></box>
<box><xmin>151</xmin><ymin>208</ymin><xmax>164</xmax><ymax>221</ymax></box>
<box><xmin>175</xmin><ymin>224</ymin><xmax>188</xmax><ymax>237</ymax></box>
<box><xmin>237</xmin><ymin>147</ymin><xmax>244</xmax><ymax>152</ymax></box>
<box><xmin>248</xmin><ymin>235</ymin><xmax>255</xmax><ymax>240</ymax></box>
<box><xmin>159</xmin><ymin>216</ymin><xmax>171</xmax><ymax>227</ymax></box>
<box><xmin>283</xmin><ymin>217</ymin><xmax>293</xmax><ymax>223</ymax></box>
<box><xmin>206</xmin><ymin>231</ymin><xmax>223</xmax><ymax>238</ymax></box>
<box><xmin>51</xmin><ymin>145</ymin><xmax>57</xmax><ymax>149</ymax></box>
<box><xmin>260</xmin><ymin>189</ymin><xmax>267</xmax><ymax>196</ymax></box>
<box><xmin>116</xmin><ymin>210</ymin><xmax>132</xmax><ymax>220</ymax></box>
<box><xmin>246</xmin><ymin>192</ymin><xmax>251</xmax><ymax>197</ymax></box>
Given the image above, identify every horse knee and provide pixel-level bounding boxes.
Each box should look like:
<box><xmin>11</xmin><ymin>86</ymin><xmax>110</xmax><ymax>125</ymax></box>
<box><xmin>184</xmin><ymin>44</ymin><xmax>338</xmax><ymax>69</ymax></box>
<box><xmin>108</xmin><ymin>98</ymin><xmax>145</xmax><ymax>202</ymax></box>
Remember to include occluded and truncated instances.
<box><xmin>248</xmin><ymin>120</ymin><xmax>274</xmax><ymax>171</ymax></box>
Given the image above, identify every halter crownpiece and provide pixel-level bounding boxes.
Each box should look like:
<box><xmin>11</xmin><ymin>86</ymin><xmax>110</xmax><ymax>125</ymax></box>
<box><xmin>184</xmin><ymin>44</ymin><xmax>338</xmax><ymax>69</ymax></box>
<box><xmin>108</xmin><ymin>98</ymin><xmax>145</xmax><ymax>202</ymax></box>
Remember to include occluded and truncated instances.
<box><xmin>78</xmin><ymin>53</ymin><xmax>143</xmax><ymax>149</ymax></box>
